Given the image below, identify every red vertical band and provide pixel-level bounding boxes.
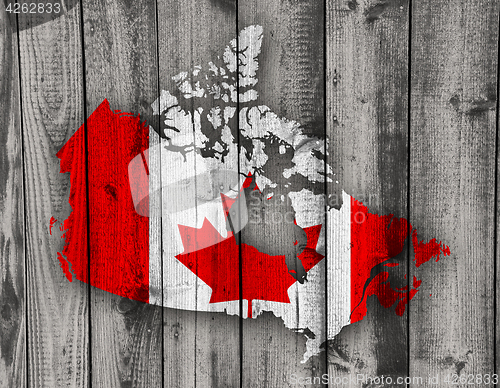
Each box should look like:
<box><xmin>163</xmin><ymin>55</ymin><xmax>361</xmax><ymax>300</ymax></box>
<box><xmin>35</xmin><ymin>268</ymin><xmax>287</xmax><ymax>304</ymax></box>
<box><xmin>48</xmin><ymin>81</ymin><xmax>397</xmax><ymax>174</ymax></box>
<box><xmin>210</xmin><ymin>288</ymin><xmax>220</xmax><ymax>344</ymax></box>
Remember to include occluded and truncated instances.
<box><xmin>57</xmin><ymin>100</ymin><xmax>150</xmax><ymax>302</ymax></box>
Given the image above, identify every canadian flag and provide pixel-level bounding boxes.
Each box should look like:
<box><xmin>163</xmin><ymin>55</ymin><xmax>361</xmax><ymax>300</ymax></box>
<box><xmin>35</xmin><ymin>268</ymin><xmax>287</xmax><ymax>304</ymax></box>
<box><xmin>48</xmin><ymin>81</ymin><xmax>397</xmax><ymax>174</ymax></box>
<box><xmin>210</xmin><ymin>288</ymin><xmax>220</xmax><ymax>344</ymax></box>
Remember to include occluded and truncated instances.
<box><xmin>53</xmin><ymin>99</ymin><xmax>450</xmax><ymax>362</ymax></box>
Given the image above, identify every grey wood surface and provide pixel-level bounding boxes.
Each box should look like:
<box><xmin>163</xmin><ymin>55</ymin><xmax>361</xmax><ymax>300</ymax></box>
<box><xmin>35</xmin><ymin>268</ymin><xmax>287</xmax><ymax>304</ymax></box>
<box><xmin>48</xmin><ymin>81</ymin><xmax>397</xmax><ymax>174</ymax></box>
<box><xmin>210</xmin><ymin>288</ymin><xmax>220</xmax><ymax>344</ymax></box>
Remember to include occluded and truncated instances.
<box><xmin>238</xmin><ymin>1</ymin><xmax>328</xmax><ymax>386</ymax></box>
<box><xmin>16</xmin><ymin>4</ymin><xmax>89</xmax><ymax>387</ymax></box>
<box><xmin>326</xmin><ymin>0</ymin><xmax>410</xmax><ymax>386</ymax></box>
<box><xmin>156</xmin><ymin>1</ymin><xmax>241</xmax><ymax>386</ymax></box>
<box><xmin>0</xmin><ymin>8</ymin><xmax>25</xmax><ymax>388</ymax></box>
<box><xmin>1</xmin><ymin>0</ymin><xmax>499</xmax><ymax>387</ymax></box>
<box><xmin>409</xmin><ymin>1</ymin><xmax>499</xmax><ymax>386</ymax></box>
<box><xmin>80</xmin><ymin>0</ymin><xmax>162</xmax><ymax>386</ymax></box>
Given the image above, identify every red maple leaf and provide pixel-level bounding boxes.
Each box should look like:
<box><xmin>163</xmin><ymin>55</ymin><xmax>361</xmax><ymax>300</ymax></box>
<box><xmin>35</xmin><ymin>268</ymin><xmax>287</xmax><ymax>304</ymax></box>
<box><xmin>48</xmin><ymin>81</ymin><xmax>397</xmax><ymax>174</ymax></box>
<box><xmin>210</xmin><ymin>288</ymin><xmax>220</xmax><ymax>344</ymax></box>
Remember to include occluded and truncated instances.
<box><xmin>176</xmin><ymin>219</ymin><xmax>324</xmax><ymax>318</ymax></box>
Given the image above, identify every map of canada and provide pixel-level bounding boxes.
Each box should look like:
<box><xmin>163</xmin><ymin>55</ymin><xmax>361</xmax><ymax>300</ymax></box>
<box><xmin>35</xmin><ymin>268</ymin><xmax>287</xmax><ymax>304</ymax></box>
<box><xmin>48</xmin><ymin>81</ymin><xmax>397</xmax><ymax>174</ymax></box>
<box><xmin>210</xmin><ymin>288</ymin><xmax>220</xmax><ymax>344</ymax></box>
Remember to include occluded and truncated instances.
<box><xmin>52</xmin><ymin>25</ymin><xmax>451</xmax><ymax>363</ymax></box>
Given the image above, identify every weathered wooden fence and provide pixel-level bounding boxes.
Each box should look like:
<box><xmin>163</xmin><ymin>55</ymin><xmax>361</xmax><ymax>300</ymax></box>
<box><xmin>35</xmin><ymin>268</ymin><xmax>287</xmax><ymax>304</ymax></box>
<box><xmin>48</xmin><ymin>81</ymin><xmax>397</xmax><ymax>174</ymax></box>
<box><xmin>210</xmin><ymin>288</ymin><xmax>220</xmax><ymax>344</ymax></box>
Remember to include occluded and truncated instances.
<box><xmin>1</xmin><ymin>0</ymin><xmax>499</xmax><ymax>387</ymax></box>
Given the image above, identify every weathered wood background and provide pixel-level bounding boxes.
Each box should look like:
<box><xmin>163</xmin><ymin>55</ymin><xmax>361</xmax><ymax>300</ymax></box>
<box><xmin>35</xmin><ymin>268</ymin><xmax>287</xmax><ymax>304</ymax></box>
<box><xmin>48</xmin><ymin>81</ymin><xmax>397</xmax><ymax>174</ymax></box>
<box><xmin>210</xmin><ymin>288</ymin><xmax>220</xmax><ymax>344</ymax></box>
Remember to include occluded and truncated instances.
<box><xmin>1</xmin><ymin>0</ymin><xmax>499</xmax><ymax>387</ymax></box>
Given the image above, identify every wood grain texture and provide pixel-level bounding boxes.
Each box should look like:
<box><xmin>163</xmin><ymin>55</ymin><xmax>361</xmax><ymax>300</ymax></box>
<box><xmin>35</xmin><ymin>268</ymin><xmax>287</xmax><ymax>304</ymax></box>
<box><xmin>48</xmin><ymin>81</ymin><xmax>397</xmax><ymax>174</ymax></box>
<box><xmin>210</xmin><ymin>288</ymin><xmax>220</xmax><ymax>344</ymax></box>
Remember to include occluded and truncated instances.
<box><xmin>239</xmin><ymin>0</ymin><xmax>325</xmax><ymax>137</ymax></box>
<box><xmin>156</xmin><ymin>0</ymin><xmax>241</xmax><ymax>386</ymax></box>
<box><xmin>80</xmin><ymin>0</ymin><xmax>161</xmax><ymax>386</ymax></box>
<box><xmin>410</xmin><ymin>1</ymin><xmax>499</xmax><ymax>385</ymax></box>
<box><xmin>498</xmin><ymin>70</ymin><xmax>500</xmax><ymax>386</ymax></box>
<box><xmin>238</xmin><ymin>1</ymin><xmax>327</xmax><ymax>386</ymax></box>
<box><xmin>0</xmin><ymin>8</ymin><xmax>26</xmax><ymax>388</ymax></box>
<box><xmin>326</xmin><ymin>0</ymin><xmax>410</xmax><ymax>385</ymax></box>
<box><xmin>2</xmin><ymin>1</ymin><xmax>500</xmax><ymax>386</ymax></box>
<box><xmin>16</xmin><ymin>4</ymin><xmax>89</xmax><ymax>386</ymax></box>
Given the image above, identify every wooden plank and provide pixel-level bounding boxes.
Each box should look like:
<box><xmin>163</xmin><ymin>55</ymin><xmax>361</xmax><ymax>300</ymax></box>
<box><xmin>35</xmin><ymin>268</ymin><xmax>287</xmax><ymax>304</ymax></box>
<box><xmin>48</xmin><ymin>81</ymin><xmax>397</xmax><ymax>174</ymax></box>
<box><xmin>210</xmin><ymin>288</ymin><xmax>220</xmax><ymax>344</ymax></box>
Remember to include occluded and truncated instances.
<box><xmin>326</xmin><ymin>0</ymin><xmax>410</xmax><ymax>385</ymax></box>
<box><xmin>410</xmin><ymin>1</ymin><xmax>498</xmax><ymax>385</ymax></box>
<box><xmin>497</xmin><ymin>77</ymin><xmax>500</xmax><ymax>381</ymax></box>
<box><xmin>155</xmin><ymin>1</ymin><xmax>241</xmax><ymax>386</ymax></box>
<box><xmin>237</xmin><ymin>1</ymin><xmax>328</xmax><ymax>386</ymax></box>
<box><xmin>0</xmin><ymin>8</ymin><xmax>26</xmax><ymax>388</ymax></box>
<box><xmin>16</xmin><ymin>5</ymin><xmax>89</xmax><ymax>387</ymax></box>
<box><xmin>79</xmin><ymin>0</ymin><xmax>162</xmax><ymax>386</ymax></box>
